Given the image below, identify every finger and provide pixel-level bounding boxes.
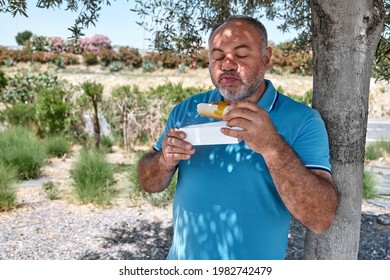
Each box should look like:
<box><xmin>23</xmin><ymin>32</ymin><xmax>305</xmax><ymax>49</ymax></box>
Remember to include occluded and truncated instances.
<box><xmin>230</xmin><ymin>100</ymin><xmax>262</xmax><ymax>112</ymax></box>
<box><xmin>225</xmin><ymin>117</ymin><xmax>252</xmax><ymax>130</ymax></box>
<box><xmin>220</xmin><ymin>127</ymin><xmax>245</xmax><ymax>139</ymax></box>
<box><xmin>167</xmin><ymin>128</ymin><xmax>186</xmax><ymax>139</ymax></box>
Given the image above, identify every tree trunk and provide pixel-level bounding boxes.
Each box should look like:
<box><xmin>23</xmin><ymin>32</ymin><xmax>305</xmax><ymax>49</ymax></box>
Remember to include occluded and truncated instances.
<box><xmin>304</xmin><ymin>0</ymin><xmax>384</xmax><ymax>259</ymax></box>
<box><xmin>92</xmin><ymin>96</ymin><xmax>101</xmax><ymax>149</ymax></box>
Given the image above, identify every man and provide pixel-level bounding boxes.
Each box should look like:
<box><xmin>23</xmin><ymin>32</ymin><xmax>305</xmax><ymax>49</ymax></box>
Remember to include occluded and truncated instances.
<box><xmin>138</xmin><ymin>15</ymin><xmax>339</xmax><ymax>260</ymax></box>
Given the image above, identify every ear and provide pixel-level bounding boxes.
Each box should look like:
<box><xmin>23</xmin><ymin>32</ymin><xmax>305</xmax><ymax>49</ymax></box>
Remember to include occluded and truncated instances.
<box><xmin>263</xmin><ymin>47</ymin><xmax>272</xmax><ymax>69</ymax></box>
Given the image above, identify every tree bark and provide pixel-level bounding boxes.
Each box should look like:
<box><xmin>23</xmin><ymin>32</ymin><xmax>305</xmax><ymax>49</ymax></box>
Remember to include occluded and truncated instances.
<box><xmin>304</xmin><ymin>0</ymin><xmax>384</xmax><ymax>259</ymax></box>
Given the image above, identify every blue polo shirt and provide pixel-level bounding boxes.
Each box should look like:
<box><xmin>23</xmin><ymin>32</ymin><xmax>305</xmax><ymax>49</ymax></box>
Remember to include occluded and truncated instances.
<box><xmin>154</xmin><ymin>80</ymin><xmax>331</xmax><ymax>260</ymax></box>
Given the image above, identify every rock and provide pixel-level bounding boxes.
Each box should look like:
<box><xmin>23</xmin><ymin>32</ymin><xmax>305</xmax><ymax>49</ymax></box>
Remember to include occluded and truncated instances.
<box><xmin>377</xmin><ymin>214</ymin><xmax>390</xmax><ymax>225</ymax></box>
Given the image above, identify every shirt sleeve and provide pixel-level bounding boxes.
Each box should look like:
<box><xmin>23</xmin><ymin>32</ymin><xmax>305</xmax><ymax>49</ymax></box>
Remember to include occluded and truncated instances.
<box><xmin>291</xmin><ymin>110</ymin><xmax>332</xmax><ymax>173</ymax></box>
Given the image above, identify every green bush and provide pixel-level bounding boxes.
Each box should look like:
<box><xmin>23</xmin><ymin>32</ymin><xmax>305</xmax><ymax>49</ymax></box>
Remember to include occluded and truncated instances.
<box><xmin>363</xmin><ymin>170</ymin><xmax>378</xmax><ymax>199</ymax></box>
<box><xmin>129</xmin><ymin>152</ymin><xmax>176</xmax><ymax>208</ymax></box>
<box><xmin>142</xmin><ymin>59</ymin><xmax>157</xmax><ymax>72</ymax></box>
<box><xmin>0</xmin><ymin>162</ymin><xmax>18</xmax><ymax>211</ymax></box>
<box><xmin>45</xmin><ymin>135</ymin><xmax>71</xmax><ymax>158</ymax></box>
<box><xmin>70</xmin><ymin>148</ymin><xmax>116</xmax><ymax>205</ymax></box>
<box><xmin>118</xmin><ymin>47</ymin><xmax>142</xmax><ymax>68</ymax></box>
<box><xmin>0</xmin><ymin>71</ymin><xmax>60</xmax><ymax>104</ymax></box>
<box><xmin>365</xmin><ymin>139</ymin><xmax>390</xmax><ymax>160</ymax></box>
<box><xmin>0</xmin><ymin>69</ymin><xmax>7</xmax><ymax>91</ymax></box>
<box><xmin>0</xmin><ymin>103</ymin><xmax>37</xmax><ymax>129</ymax></box>
<box><xmin>42</xmin><ymin>181</ymin><xmax>60</xmax><ymax>200</ymax></box>
<box><xmin>83</xmin><ymin>52</ymin><xmax>99</xmax><ymax>66</ymax></box>
<box><xmin>36</xmin><ymin>86</ymin><xmax>72</xmax><ymax>136</ymax></box>
<box><xmin>0</xmin><ymin>127</ymin><xmax>46</xmax><ymax>180</ymax></box>
<box><xmin>109</xmin><ymin>61</ymin><xmax>124</xmax><ymax>72</ymax></box>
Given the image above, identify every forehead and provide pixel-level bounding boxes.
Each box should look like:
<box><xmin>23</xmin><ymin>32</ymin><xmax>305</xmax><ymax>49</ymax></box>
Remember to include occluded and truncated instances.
<box><xmin>209</xmin><ymin>20</ymin><xmax>262</xmax><ymax>48</ymax></box>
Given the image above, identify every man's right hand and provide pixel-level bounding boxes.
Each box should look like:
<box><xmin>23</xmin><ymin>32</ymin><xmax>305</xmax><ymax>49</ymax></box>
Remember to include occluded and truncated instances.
<box><xmin>161</xmin><ymin>128</ymin><xmax>195</xmax><ymax>169</ymax></box>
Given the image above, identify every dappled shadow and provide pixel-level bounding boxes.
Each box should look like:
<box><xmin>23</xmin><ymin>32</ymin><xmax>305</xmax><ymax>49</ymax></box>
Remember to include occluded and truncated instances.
<box><xmin>80</xmin><ymin>219</ymin><xmax>173</xmax><ymax>260</ymax></box>
<box><xmin>286</xmin><ymin>213</ymin><xmax>390</xmax><ymax>260</ymax></box>
<box><xmin>79</xmin><ymin>213</ymin><xmax>390</xmax><ymax>260</ymax></box>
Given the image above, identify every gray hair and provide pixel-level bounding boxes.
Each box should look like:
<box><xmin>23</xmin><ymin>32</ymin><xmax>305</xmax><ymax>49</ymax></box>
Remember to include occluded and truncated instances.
<box><xmin>208</xmin><ymin>15</ymin><xmax>268</xmax><ymax>51</ymax></box>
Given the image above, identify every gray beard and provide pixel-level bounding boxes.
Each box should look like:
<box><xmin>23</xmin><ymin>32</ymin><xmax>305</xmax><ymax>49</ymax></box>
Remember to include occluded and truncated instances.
<box><xmin>218</xmin><ymin>78</ymin><xmax>262</xmax><ymax>101</ymax></box>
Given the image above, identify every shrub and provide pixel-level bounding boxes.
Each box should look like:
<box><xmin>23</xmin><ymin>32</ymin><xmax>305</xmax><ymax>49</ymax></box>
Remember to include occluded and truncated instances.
<box><xmin>42</xmin><ymin>181</ymin><xmax>60</xmax><ymax>200</ymax></box>
<box><xmin>99</xmin><ymin>48</ymin><xmax>118</xmax><ymax>67</ymax></box>
<box><xmin>0</xmin><ymin>70</ymin><xmax>7</xmax><ymax>91</ymax></box>
<box><xmin>0</xmin><ymin>162</ymin><xmax>18</xmax><ymax>211</ymax></box>
<box><xmin>142</xmin><ymin>59</ymin><xmax>157</xmax><ymax>72</ymax></box>
<box><xmin>0</xmin><ymin>103</ymin><xmax>37</xmax><ymax>129</ymax></box>
<box><xmin>109</xmin><ymin>61</ymin><xmax>124</xmax><ymax>72</ymax></box>
<box><xmin>36</xmin><ymin>86</ymin><xmax>72</xmax><ymax>135</ymax></box>
<box><xmin>103</xmin><ymin>85</ymin><xmax>151</xmax><ymax>150</ymax></box>
<box><xmin>79</xmin><ymin>34</ymin><xmax>111</xmax><ymax>53</ymax></box>
<box><xmin>365</xmin><ymin>139</ymin><xmax>390</xmax><ymax>160</ymax></box>
<box><xmin>129</xmin><ymin>152</ymin><xmax>176</xmax><ymax>208</ymax></box>
<box><xmin>49</xmin><ymin>36</ymin><xmax>65</xmax><ymax>53</ymax></box>
<box><xmin>0</xmin><ymin>71</ymin><xmax>60</xmax><ymax>104</ymax></box>
<box><xmin>30</xmin><ymin>35</ymin><xmax>50</xmax><ymax>52</ymax></box>
<box><xmin>15</xmin><ymin>30</ymin><xmax>32</xmax><ymax>46</ymax></box>
<box><xmin>70</xmin><ymin>148</ymin><xmax>116</xmax><ymax>205</ymax></box>
<box><xmin>82</xmin><ymin>52</ymin><xmax>99</xmax><ymax>66</ymax></box>
<box><xmin>0</xmin><ymin>126</ymin><xmax>46</xmax><ymax>180</ymax></box>
<box><xmin>100</xmin><ymin>135</ymin><xmax>115</xmax><ymax>152</ymax></box>
<box><xmin>363</xmin><ymin>170</ymin><xmax>378</xmax><ymax>199</ymax></box>
<box><xmin>118</xmin><ymin>47</ymin><xmax>142</xmax><ymax>68</ymax></box>
<box><xmin>45</xmin><ymin>135</ymin><xmax>71</xmax><ymax>158</ymax></box>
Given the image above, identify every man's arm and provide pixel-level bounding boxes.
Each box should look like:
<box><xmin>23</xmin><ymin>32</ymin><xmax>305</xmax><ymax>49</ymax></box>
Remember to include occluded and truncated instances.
<box><xmin>138</xmin><ymin>128</ymin><xmax>195</xmax><ymax>193</ymax></box>
<box><xmin>222</xmin><ymin>101</ymin><xmax>339</xmax><ymax>234</ymax></box>
<box><xmin>261</xmin><ymin>139</ymin><xmax>339</xmax><ymax>234</ymax></box>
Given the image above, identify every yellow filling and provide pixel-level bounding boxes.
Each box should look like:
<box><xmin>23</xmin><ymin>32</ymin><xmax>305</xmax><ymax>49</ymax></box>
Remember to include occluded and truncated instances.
<box><xmin>213</xmin><ymin>101</ymin><xmax>228</xmax><ymax>116</ymax></box>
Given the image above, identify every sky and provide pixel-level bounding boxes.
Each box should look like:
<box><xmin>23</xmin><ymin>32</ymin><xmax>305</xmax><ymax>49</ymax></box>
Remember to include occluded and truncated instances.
<box><xmin>0</xmin><ymin>1</ymin><xmax>298</xmax><ymax>50</ymax></box>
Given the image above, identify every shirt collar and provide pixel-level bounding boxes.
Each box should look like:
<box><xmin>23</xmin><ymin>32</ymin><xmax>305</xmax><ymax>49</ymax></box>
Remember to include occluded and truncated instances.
<box><xmin>258</xmin><ymin>79</ymin><xmax>278</xmax><ymax>112</ymax></box>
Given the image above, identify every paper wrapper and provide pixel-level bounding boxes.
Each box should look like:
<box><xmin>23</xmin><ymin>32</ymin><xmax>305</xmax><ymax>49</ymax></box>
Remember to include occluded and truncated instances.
<box><xmin>180</xmin><ymin>121</ymin><xmax>242</xmax><ymax>146</ymax></box>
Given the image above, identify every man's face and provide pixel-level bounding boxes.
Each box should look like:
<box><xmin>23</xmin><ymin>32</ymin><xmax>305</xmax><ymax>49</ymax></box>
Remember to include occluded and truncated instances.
<box><xmin>208</xmin><ymin>20</ymin><xmax>271</xmax><ymax>102</ymax></box>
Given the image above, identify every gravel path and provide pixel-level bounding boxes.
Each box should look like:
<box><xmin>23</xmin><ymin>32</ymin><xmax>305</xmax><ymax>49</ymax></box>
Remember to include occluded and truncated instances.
<box><xmin>1</xmin><ymin>189</ymin><xmax>389</xmax><ymax>260</ymax></box>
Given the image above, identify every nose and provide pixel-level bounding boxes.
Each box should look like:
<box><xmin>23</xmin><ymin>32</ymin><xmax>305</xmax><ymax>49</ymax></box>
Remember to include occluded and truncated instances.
<box><xmin>221</xmin><ymin>55</ymin><xmax>238</xmax><ymax>72</ymax></box>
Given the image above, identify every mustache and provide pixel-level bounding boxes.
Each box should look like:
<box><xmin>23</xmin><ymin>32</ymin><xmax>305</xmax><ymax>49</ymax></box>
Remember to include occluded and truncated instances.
<box><xmin>218</xmin><ymin>71</ymin><xmax>241</xmax><ymax>81</ymax></box>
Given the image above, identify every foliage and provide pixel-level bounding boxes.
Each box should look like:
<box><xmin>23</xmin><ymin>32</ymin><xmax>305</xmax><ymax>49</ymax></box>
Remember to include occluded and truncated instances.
<box><xmin>45</xmin><ymin>134</ymin><xmax>71</xmax><ymax>158</ymax></box>
<box><xmin>362</xmin><ymin>170</ymin><xmax>378</xmax><ymax>199</ymax></box>
<box><xmin>129</xmin><ymin>152</ymin><xmax>176</xmax><ymax>207</ymax></box>
<box><xmin>102</xmin><ymin>84</ymin><xmax>150</xmax><ymax>150</ymax></box>
<box><xmin>271</xmin><ymin>42</ymin><xmax>313</xmax><ymax>75</ymax></box>
<box><xmin>0</xmin><ymin>69</ymin><xmax>7</xmax><ymax>90</ymax></box>
<box><xmin>365</xmin><ymin>139</ymin><xmax>390</xmax><ymax>160</ymax></box>
<box><xmin>372</xmin><ymin>0</ymin><xmax>390</xmax><ymax>83</ymax></box>
<box><xmin>143</xmin><ymin>51</ymin><xmax>184</xmax><ymax>69</ymax></box>
<box><xmin>70</xmin><ymin>148</ymin><xmax>116</xmax><ymax>206</ymax></box>
<box><xmin>0</xmin><ymin>71</ymin><xmax>60</xmax><ymax>104</ymax></box>
<box><xmin>30</xmin><ymin>35</ymin><xmax>50</xmax><ymax>52</ymax></box>
<box><xmin>79</xmin><ymin>34</ymin><xmax>112</xmax><ymax>53</ymax></box>
<box><xmin>0</xmin><ymin>126</ymin><xmax>46</xmax><ymax>180</ymax></box>
<box><xmin>36</xmin><ymin>86</ymin><xmax>73</xmax><ymax>135</ymax></box>
<box><xmin>15</xmin><ymin>30</ymin><xmax>32</xmax><ymax>46</ymax></box>
<box><xmin>0</xmin><ymin>162</ymin><xmax>18</xmax><ymax>211</ymax></box>
<box><xmin>108</xmin><ymin>60</ymin><xmax>124</xmax><ymax>72</ymax></box>
<box><xmin>98</xmin><ymin>48</ymin><xmax>118</xmax><ymax>67</ymax></box>
<box><xmin>142</xmin><ymin>59</ymin><xmax>157</xmax><ymax>72</ymax></box>
<box><xmin>0</xmin><ymin>103</ymin><xmax>37</xmax><ymax>129</ymax></box>
<box><xmin>49</xmin><ymin>36</ymin><xmax>66</xmax><ymax>53</ymax></box>
<box><xmin>82</xmin><ymin>51</ymin><xmax>99</xmax><ymax>65</ymax></box>
<box><xmin>42</xmin><ymin>181</ymin><xmax>60</xmax><ymax>200</ymax></box>
<box><xmin>118</xmin><ymin>47</ymin><xmax>143</xmax><ymax>67</ymax></box>
<box><xmin>80</xmin><ymin>81</ymin><xmax>104</xmax><ymax>148</ymax></box>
